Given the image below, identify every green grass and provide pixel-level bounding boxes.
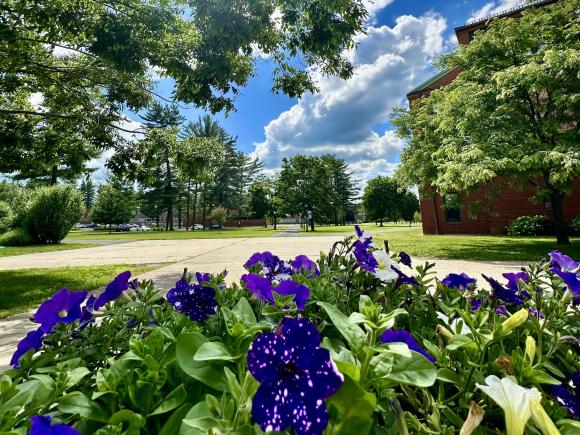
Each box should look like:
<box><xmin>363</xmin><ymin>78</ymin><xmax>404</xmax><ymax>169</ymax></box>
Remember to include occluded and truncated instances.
<box><xmin>0</xmin><ymin>264</ymin><xmax>161</xmax><ymax>318</ymax></box>
<box><xmin>0</xmin><ymin>243</ymin><xmax>98</xmax><ymax>257</ymax></box>
<box><xmin>66</xmin><ymin>226</ymin><xmax>283</xmax><ymax>241</ymax></box>
<box><xmin>305</xmin><ymin>224</ymin><xmax>579</xmax><ymax>262</ymax></box>
<box><xmin>303</xmin><ymin>223</ymin><xmax>420</xmax><ymax>234</ymax></box>
<box><xmin>373</xmin><ymin>229</ymin><xmax>580</xmax><ymax>262</ymax></box>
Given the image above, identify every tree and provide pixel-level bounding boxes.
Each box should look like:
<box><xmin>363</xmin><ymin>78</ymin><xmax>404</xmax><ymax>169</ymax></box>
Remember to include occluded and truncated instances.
<box><xmin>79</xmin><ymin>175</ymin><xmax>96</xmax><ymax>211</ymax></box>
<box><xmin>92</xmin><ymin>184</ymin><xmax>134</xmax><ymax>233</ymax></box>
<box><xmin>209</xmin><ymin>207</ymin><xmax>227</xmax><ymax>227</ymax></box>
<box><xmin>230</xmin><ymin>153</ymin><xmax>263</xmax><ymax>226</ymax></box>
<box><xmin>1</xmin><ymin>0</ymin><xmax>368</xmax><ymax>176</ymax></box>
<box><xmin>320</xmin><ymin>154</ymin><xmax>358</xmax><ymax>225</ymax></box>
<box><xmin>362</xmin><ymin>176</ymin><xmax>402</xmax><ymax>226</ymax></box>
<box><xmin>249</xmin><ymin>180</ymin><xmax>273</xmax><ymax>219</ymax></box>
<box><xmin>392</xmin><ymin>0</ymin><xmax>579</xmax><ymax>244</ymax></box>
<box><xmin>400</xmin><ymin>191</ymin><xmax>420</xmax><ymax>225</ymax></box>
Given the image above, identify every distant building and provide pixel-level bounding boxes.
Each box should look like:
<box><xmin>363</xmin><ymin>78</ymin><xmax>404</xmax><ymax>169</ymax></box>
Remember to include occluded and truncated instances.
<box><xmin>407</xmin><ymin>0</ymin><xmax>579</xmax><ymax>235</ymax></box>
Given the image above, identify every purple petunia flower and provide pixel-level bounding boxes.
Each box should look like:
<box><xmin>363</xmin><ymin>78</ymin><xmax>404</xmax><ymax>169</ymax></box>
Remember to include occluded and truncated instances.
<box><xmin>495</xmin><ymin>305</ymin><xmax>509</xmax><ymax>316</ymax></box>
<box><xmin>244</xmin><ymin>252</ymin><xmax>292</xmax><ymax>280</ymax></box>
<box><xmin>548</xmin><ymin>372</ymin><xmax>580</xmax><ymax>417</ymax></box>
<box><xmin>128</xmin><ymin>278</ymin><xmax>139</xmax><ymax>290</ymax></box>
<box><xmin>241</xmin><ymin>274</ymin><xmax>310</xmax><ymax>310</ymax></box>
<box><xmin>549</xmin><ymin>251</ymin><xmax>579</xmax><ymax>273</ymax></box>
<box><xmin>78</xmin><ymin>295</ymin><xmax>96</xmax><ymax>329</ymax></box>
<box><xmin>354</xmin><ymin>225</ymin><xmax>373</xmax><ymax>248</ymax></box>
<box><xmin>291</xmin><ymin>255</ymin><xmax>320</xmax><ymax>277</ymax></box>
<box><xmin>482</xmin><ymin>274</ymin><xmax>525</xmax><ymax>305</ymax></box>
<box><xmin>166</xmin><ymin>279</ymin><xmax>217</xmax><ymax>322</ymax></box>
<box><xmin>247</xmin><ymin>317</ymin><xmax>343</xmax><ymax>435</ymax></box>
<box><xmin>502</xmin><ymin>272</ymin><xmax>529</xmax><ymax>292</ymax></box>
<box><xmin>34</xmin><ymin>289</ymin><xmax>88</xmax><ymax>333</ymax></box>
<box><xmin>529</xmin><ymin>307</ymin><xmax>544</xmax><ymax>319</ymax></box>
<box><xmin>380</xmin><ymin>329</ymin><xmax>435</xmax><ymax>363</ymax></box>
<box><xmin>470</xmin><ymin>297</ymin><xmax>483</xmax><ymax>312</ymax></box>
<box><xmin>551</xmin><ymin>268</ymin><xmax>580</xmax><ymax>303</ymax></box>
<box><xmin>391</xmin><ymin>265</ymin><xmax>418</xmax><ymax>287</ymax></box>
<box><xmin>30</xmin><ymin>415</ymin><xmax>79</xmax><ymax>435</ymax></box>
<box><xmin>94</xmin><ymin>271</ymin><xmax>131</xmax><ymax>310</ymax></box>
<box><xmin>398</xmin><ymin>251</ymin><xmax>412</xmax><ymax>268</ymax></box>
<box><xmin>10</xmin><ymin>328</ymin><xmax>44</xmax><ymax>367</ymax></box>
<box><xmin>194</xmin><ymin>272</ymin><xmax>212</xmax><ymax>284</ymax></box>
<box><xmin>353</xmin><ymin>240</ymin><xmax>378</xmax><ymax>272</ymax></box>
<box><xmin>441</xmin><ymin>273</ymin><xmax>477</xmax><ymax>291</ymax></box>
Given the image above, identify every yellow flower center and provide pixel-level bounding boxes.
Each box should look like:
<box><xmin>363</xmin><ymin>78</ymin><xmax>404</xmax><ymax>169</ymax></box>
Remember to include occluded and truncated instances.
<box><xmin>378</xmin><ymin>261</ymin><xmax>385</xmax><ymax>270</ymax></box>
<box><xmin>58</xmin><ymin>309</ymin><xmax>68</xmax><ymax>318</ymax></box>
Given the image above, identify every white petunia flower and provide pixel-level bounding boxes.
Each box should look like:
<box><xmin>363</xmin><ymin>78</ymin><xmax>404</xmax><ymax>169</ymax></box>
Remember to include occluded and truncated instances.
<box><xmin>371</xmin><ymin>250</ymin><xmax>399</xmax><ymax>283</ymax></box>
<box><xmin>476</xmin><ymin>376</ymin><xmax>541</xmax><ymax>435</ymax></box>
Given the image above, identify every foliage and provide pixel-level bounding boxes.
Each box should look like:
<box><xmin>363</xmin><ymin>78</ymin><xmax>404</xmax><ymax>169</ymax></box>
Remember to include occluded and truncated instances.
<box><xmin>79</xmin><ymin>175</ymin><xmax>96</xmax><ymax>212</ymax></box>
<box><xmin>209</xmin><ymin>207</ymin><xmax>227</xmax><ymax>226</ymax></box>
<box><xmin>25</xmin><ymin>184</ymin><xmax>83</xmax><ymax>244</ymax></box>
<box><xmin>392</xmin><ymin>0</ymin><xmax>580</xmax><ymax>244</ymax></box>
<box><xmin>0</xmin><ymin>182</ymin><xmax>33</xmax><ymax>229</ymax></box>
<box><xmin>276</xmin><ymin>154</ymin><xmax>358</xmax><ymax>227</ymax></box>
<box><xmin>91</xmin><ymin>184</ymin><xmax>135</xmax><ymax>232</ymax></box>
<box><xmin>248</xmin><ymin>181</ymin><xmax>273</xmax><ymax>219</ymax></box>
<box><xmin>570</xmin><ymin>217</ymin><xmax>580</xmax><ymax>237</ymax></box>
<box><xmin>0</xmin><ymin>201</ymin><xmax>13</xmax><ymax>234</ymax></box>
<box><xmin>1</xmin><ymin>0</ymin><xmax>368</xmax><ymax>179</ymax></box>
<box><xmin>0</xmin><ymin>228</ymin><xmax>33</xmax><ymax>247</ymax></box>
<box><xmin>507</xmin><ymin>215</ymin><xmax>554</xmax><ymax>237</ymax></box>
<box><xmin>3</xmin><ymin>228</ymin><xmax>579</xmax><ymax>434</ymax></box>
<box><xmin>362</xmin><ymin>176</ymin><xmax>418</xmax><ymax>225</ymax></box>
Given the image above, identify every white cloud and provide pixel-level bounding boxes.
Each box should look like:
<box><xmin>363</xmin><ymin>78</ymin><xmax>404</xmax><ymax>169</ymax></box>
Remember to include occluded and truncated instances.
<box><xmin>468</xmin><ymin>0</ymin><xmax>522</xmax><ymax>22</ymax></box>
<box><xmin>28</xmin><ymin>92</ymin><xmax>44</xmax><ymax>110</ymax></box>
<box><xmin>252</xmin><ymin>13</ymin><xmax>447</xmax><ymax>184</ymax></box>
<box><xmin>363</xmin><ymin>0</ymin><xmax>394</xmax><ymax>18</ymax></box>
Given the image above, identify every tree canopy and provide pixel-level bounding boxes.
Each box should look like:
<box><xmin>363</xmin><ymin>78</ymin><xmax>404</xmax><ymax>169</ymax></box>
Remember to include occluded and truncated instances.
<box><xmin>1</xmin><ymin>0</ymin><xmax>369</xmax><ymax>179</ymax></box>
<box><xmin>392</xmin><ymin>0</ymin><xmax>579</xmax><ymax>244</ymax></box>
<box><xmin>362</xmin><ymin>176</ymin><xmax>418</xmax><ymax>225</ymax></box>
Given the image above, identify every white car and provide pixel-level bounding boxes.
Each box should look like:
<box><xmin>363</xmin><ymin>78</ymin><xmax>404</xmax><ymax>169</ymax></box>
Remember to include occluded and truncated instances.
<box><xmin>193</xmin><ymin>224</ymin><xmax>203</xmax><ymax>230</ymax></box>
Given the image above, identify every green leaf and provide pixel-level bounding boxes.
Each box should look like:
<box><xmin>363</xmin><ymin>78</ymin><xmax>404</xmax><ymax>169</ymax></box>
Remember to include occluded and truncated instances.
<box><xmin>66</xmin><ymin>367</ymin><xmax>90</xmax><ymax>389</ymax></box>
<box><xmin>109</xmin><ymin>409</ymin><xmax>145</xmax><ymax>435</ymax></box>
<box><xmin>159</xmin><ymin>403</ymin><xmax>193</xmax><ymax>435</ymax></box>
<box><xmin>150</xmin><ymin>384</ymin><xmax>187</xmax><ymax>416</ymax></box>
<box><xmin>527</xmin><ymin>370</ymin><xmax>561</xmax><ymax>385</ymax></box>
<box><xmin>318</xmin><ymin>302</ymin><xmax>366</xmax><ymax>352</ymax></box>
<box><xmin>2</xmin><ymin>380</ymin><xmax>40</xmax><ymax>410</ymax></box>
<box><xmin>446</xmin><ymin>334</ymin><xmax>477</xmax><ymax>351</ymax></box>
<box><xmin>58</xmin><ymin>392</ymin><xmax>108</xmax><ymax>422</ymax></box>
<box><xmin>372</xmin><ymin>351</ymin><xmax>436</xmax><ymax>388</ymax></box>
<box><xmin>437</xmin><ymin>368</ymin><xmax>459</xmax><ymax>384</ymax></box>
<box><xmin>232</xmin><ymin>297</ymin><xmax>256</xmax><ymax>326</ymax></box>
<box><xmin>176</xmin><ymin>332</ymin><xmax>228</xmax><ymax>392</ymax></box>
<box><xmin>193</xmin><ymin>342</ymin><xmax>237</xmax><ymax>362</ymax></box>
<box><xmin>180</xmin><ymin>401</ymin><xmax>219</xmax><ymax>435</ymax></box>
<box><xmin>326</xmin><ymin>375</ymin><xmax>376</xmax><ymax>435</ymax></box>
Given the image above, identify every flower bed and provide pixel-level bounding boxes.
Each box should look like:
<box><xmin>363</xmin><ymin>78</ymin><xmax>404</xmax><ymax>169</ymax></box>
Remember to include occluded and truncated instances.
<box><xmin>2</xmin><ymin>227</ymin><xmax>579</xmax><ymax>434</ymax></box>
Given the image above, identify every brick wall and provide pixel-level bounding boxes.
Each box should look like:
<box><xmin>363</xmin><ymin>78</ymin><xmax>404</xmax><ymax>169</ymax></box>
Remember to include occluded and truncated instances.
<box><xmin>420</xmin><ymin>178</ymin><xmax>580</xmax><ymax>235</ymax></box>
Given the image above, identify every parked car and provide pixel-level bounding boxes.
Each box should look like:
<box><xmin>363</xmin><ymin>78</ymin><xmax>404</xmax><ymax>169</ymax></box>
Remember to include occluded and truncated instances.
<box><xmin>135</xmin><ymin>225</ymin><xmax>151</xmax><ymax>231</ymax></box>
<box><xmin>115</xmin><ymin>224</ymin><xmax>131</xmax><ymax>232</ymax></box>
<box><xmin>209</xmin><ymin>224</ymin><xmax>223</xmax><ymax>230</ymax></box>
<box><xmin>193</xmin><ymin>224</ymin><xmax>203</xmax><ymax>231</ymax></box>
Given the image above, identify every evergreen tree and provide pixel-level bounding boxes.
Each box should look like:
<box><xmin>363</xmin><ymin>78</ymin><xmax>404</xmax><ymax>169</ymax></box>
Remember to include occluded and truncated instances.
<box><xmin>79</xmin><ymin>175</ymin><xmax>96</xmax><ymax>211</ymax></box>
<box><xmin>92</xmin><ymin>184</ymin><xmax>135</xmax><ymax>233</ymax></box>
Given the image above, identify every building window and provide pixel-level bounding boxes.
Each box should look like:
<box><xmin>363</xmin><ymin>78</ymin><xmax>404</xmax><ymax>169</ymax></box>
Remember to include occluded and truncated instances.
<box><xmin>444</xmin><ymin>193</ymin><xmax>461</xmax><ymax>222</ymax></box>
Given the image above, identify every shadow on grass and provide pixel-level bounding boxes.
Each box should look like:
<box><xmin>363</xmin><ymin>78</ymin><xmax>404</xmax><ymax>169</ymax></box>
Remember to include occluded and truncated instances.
<box><xmin>0</xmin><ymin>264</ymin><xmax>159</xmax><ymax>318</ymax></box>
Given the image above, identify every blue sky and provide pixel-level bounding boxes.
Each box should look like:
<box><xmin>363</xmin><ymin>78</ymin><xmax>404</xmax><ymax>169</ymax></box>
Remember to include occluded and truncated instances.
<box><xmin>117</xmin><ymin>0</ymin><xmax>523</xmax><ymax>183</ymax></box>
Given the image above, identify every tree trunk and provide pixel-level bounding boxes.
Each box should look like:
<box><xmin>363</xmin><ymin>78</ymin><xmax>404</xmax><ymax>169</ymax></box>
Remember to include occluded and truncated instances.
<box><xmin>550</xmin><ymin>189</ymin><xmax>570</xmax><ymax>245</ymax></box>
<box><xmin>50</xmin><ymin>165</ymin><xmax>58</xmax><ymax>185</ymax></box>
<box><xmin>310</xmin><ymin>217</ymin><xmax>315</xmax><ymax>232</ymax></box>
<box><xmin>202</xmin><ymin>188</ymin><xmax>207</xmax><ymax>230</ymax></box>
<box><xmin>185</xmin><ymin>178</ymin><xmax>191</xmax><ymax>231</ymax></box>
<box><xmin>192</xmin><ymin>182</ymin><xmax>199</xmax><ymax>230</ymax></box>
<box><xmin>273</xmin><ymin>215</ymin><xmax>277</xmax><ymax>230</ymax></box>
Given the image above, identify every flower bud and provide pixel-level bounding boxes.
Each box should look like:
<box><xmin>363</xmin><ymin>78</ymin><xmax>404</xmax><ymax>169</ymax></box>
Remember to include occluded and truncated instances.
<box><xmin>497</xmin><ymin>308</ymin><xmax>528</xmax><ymax>337</ymax></box>
<box><xmin>436</xmin><ymin>324</ymin><xmax>454</xmax><ymax>339</ymax></box>
<box><xmin>529</xmin><ymin>398</ymin><xmax>560</xmax><ymax>435</ymax></box>
<box><xmin>525</xmin><ymin>336</ymin><xmax>536</xmax><ymax>363</ymax></box>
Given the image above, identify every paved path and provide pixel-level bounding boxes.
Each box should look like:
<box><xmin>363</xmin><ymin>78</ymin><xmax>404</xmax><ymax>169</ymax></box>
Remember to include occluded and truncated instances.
<box><xmin>0</xmin><ymin>236</ymin><xmax>528</xmax><ymax>371</ymax></box>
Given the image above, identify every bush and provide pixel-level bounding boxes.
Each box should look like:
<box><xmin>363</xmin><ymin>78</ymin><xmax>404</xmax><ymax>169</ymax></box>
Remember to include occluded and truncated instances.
<box><xmin>506</xmin><ymin>215</ymin><xmax>553</xmax><ymax>236</ymax></box>
<box><xmin>0</xmin><ymin>228</ymin><xmax>33</xmax><ymax>246</ymax></box>
<box><xmin>569</xmin><ymin>216</ymin><xmax>580</xmax><ymax>236</ymax></box>
<box><xmin>25</xmin><ymin>184</ymin><xmax>83</xmax><ymax>244</ymax></box>
<box><xmin>0</xmin><ymin>201</ymin><xmax>13</xmax><ymax>234</ymax></box>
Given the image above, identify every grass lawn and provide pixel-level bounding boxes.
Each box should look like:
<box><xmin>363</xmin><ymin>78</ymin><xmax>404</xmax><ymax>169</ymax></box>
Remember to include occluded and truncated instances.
<box><xmin>0</xmin><ymin>264</ymin><xmax>161</xmax><ymax>318</ymax></box>
<box><xmin>66</xmin><ymin>226</ymin><xmax>283</xmax><ymax>241</ymax></box>
<box><xmin>0</xmin><ymin>243</ymin><xmax>98</xmax><ymax>258</ymax></box>
<box><xmin>304</xmin><ymin>225</ymin><xmax>579</xmax><ymax>262</ymax></box>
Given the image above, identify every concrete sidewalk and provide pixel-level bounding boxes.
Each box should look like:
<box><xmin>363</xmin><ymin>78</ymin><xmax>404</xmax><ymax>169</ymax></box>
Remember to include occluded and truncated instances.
<box><xmin>0</xmin><ymin>236</ymin><xmax>528</xmax><ymax>371</ymax></box>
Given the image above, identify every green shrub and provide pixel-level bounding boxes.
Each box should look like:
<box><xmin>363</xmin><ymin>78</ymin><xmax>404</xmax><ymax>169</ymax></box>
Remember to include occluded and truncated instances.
<box><xmin>0</xmin><ymin>201</ymin><xmax>13</xmax><ymax>234</ymax></box>
<box><xmin>26</xmin><ymin>184</ymin><xmax>83</xmax><ymax>244</ymax></box>
<box><xmin>569</xmin><ymin>216</ymin><xmax>580</xmax><ymax>236</ymax></box>
<box><xmin>506</xmin><ymin>215</ymin><xmax>553</xmax><ymax>236</ymax></box>
<box><xmin>0</xmin><ymin>228</ymin><xmax>33</xmax><ymax>246</ymax></box>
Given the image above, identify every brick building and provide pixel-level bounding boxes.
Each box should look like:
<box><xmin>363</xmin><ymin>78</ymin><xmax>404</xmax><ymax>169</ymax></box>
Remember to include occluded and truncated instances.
<box><xmin>407</xmin><ymin>0</ymin><xmax>579</xmax><ymax>235</ymax></box>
